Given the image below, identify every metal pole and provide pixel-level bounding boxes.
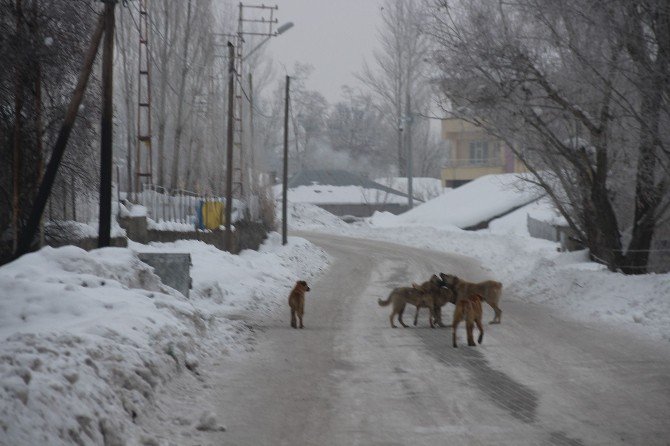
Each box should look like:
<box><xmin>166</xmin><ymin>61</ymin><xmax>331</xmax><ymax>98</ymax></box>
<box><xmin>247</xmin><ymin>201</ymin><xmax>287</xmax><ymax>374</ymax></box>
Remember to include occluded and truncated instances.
<box><xmin>282</xmin><ymin>75</ymin><xmax>290</xmax><ymax>246</ymax></box>
<box><xmin>225</xmin><ymin>42</ymin><xmax>235</xmax><ymax>252</ymax></box>
<box><xmin>98</xmin><ymin>1</ymin><xmax>116</xmax><ymax>248</ymax></box>
<box><xmin>405</xmin><ymin>90</ymin><xmax>413</xmax><ymax>209</ymax></box>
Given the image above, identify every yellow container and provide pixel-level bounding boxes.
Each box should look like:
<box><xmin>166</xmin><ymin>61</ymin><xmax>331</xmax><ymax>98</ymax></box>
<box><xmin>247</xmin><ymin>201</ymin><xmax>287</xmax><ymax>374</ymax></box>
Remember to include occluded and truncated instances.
<box><xmin>202</xmin><ymin>201</ymin><xmax>224</xmax><ymax>229</ymax></box>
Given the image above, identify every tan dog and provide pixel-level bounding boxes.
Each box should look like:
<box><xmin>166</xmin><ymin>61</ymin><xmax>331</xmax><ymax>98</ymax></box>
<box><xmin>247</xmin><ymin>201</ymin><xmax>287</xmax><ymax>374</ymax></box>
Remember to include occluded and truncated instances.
<box><xmin>412</xmin><ymin>274</ymin><xmax>456</xmax><ymax>327</ymax></box>
<box><xmin>452</xmin><ymin>293</ymin><xmax>484</xmax><ymax>348</ymax></box>
<box><xmin>440</xmin><ymin>273</ymin><xmax>503</xmax><ymax>324</ymax></box>
<box><xmin>378</xmin><ymin>287</ymin><xmax>436</xmax><ymax>328</ymax></box>
<box><xmin>288</xmin><ymin>280</ymin><xmax>310</xmax><ymax>329</ymax></box>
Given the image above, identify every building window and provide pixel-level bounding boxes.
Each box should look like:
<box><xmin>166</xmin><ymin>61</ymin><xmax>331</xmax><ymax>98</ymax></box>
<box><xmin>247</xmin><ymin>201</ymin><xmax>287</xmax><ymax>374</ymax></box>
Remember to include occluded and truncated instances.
<box><xmin>469</xmin><ymin>141</ymin><xmax>489</xmax><ymax>165</ymax></box>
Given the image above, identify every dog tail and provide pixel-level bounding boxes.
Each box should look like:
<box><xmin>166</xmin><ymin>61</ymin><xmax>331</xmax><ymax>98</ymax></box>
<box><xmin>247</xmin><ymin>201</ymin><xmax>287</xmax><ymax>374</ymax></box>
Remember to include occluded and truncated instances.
<box><xmin>377</xmin><ymin>292</ymin><xmax>393</xmax><ymax>307</ymax></box>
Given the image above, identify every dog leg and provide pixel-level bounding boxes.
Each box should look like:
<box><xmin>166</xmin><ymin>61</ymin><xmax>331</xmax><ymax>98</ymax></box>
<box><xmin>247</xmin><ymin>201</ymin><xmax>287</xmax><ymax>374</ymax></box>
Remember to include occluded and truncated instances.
<box><xmin>488</xmin><ymin>302</ymin><xmax>502</xmax><ymax>324</ymax></box>
<box><xmin>452</xmin><ymin>309</ymin><xmax>461</xmax><ymax>348</ymax></box>
<box><xmin>398</xmin><ymin>307</ymin><xmax>409</xmax><ymax>328</ymax></box>
<box><xmin>390</xmin><ymin>312</ymin><xmax>397</xmax><ymax>328</ymax></box>
<box><xmin>413</xmin><ymin>306</ymin><xmax>419</xmax><ymax>326</ymax></box>
<box><xmin>434</xmin><ymin>305</ymin><xmax>447</xmax><ymax>327</ymax></box>
<box><xmin>298</xmin><ymin>311</ymin><xmax>304</xmax><ymax>329</ymax></box>
<box><xmin>476</xmin><ymin>317</ymin><xmax>484</xmax><ymax>344</ymax></box>
<box><xmin>452</xmin><ymin>323</ymin><xmax>458</xmax><ymax>348</ymax></box>
<box><xmin>466</xmin><ymin>320</ymin><xmax>476</xmax><ymax>346</ymax></box>
<box><xmin>290</xmin><ymin>309</ymin><xmax>297</xmax><ymax>329</ymax></box>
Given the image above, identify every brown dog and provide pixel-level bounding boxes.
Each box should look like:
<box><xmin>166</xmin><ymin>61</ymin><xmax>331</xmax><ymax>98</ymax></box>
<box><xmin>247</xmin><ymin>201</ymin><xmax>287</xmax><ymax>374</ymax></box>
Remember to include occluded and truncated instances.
<box><xmin>288</xmin><ymin>280</ymin><xmax>310</xmax><ymax>329</ymax></box>
<box><xmin>378</xmin><ymin>287</ymin><xmax>436</xmax><ymax>328</ymax></box>
<box><xmin>452</xmin><ymin>293</ymin><xmax>484</xmax><ymax>348</ymax></box>
<box><xmin>440</xmin><ymin>273</ymin><xmax>503</xmax><ymax>324</ymax></box>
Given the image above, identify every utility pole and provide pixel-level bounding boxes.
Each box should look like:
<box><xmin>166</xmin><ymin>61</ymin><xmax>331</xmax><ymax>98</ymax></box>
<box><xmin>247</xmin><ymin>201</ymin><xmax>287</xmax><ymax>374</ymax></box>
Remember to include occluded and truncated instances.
<box><xmin>135</xmin><ymin>0</ymin><xmax>153</xmax><ymax>197</ymax></box>
<box><xmin>234</xmin><ymin>3</ymin><xmax>280</xmax><ymax>201</ymax></box>
<box><xmin>282</xmin><ymin>75</ymin><xmax>290</xmax><ymax>246</ymax></box>
<box><xmin>98</xmin><ymin>0</ymin><xmax>116</xmax><ymax>248</ymax></box>
<box><xmin>225</xmin><ymin>42</ymin><xmax>235</xmax><ymax>252</ymax></box>
<box><xmin>405</xmin><ymin>90</ymin><xmax>413</xmax><ymax>209</ymax></box>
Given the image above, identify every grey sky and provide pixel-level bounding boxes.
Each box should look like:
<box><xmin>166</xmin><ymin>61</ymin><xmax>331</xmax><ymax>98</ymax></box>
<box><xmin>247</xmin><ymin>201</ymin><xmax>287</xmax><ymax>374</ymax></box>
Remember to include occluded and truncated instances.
<box><xmin>265</xmin><ymin>0</ymin><xmax>385</xmax><ymax>103</ymax></box>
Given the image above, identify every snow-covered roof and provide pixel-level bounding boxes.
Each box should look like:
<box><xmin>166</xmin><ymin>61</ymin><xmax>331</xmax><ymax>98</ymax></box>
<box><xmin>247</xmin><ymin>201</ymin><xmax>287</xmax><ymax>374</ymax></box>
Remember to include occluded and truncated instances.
<box><xmin>277</xmin><ymin>169</ymin><xmax>422</xmax><ymax>205</ymax></box>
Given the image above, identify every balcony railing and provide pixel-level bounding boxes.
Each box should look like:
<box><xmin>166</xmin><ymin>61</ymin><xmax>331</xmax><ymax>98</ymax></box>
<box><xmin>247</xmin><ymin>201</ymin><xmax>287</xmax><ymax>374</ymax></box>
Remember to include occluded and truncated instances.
<box><xmin>443</xmin><ymin>158</ymin><xmax>504</xmax><ymax>169</ymax></box>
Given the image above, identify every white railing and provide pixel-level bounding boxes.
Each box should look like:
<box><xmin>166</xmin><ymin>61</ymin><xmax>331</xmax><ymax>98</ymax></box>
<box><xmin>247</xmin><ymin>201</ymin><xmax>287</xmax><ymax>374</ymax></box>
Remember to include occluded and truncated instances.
<box><xmin>136</xmin><ymin>184</ymin><xmax>247</xmax><ymax>226</ymax></box>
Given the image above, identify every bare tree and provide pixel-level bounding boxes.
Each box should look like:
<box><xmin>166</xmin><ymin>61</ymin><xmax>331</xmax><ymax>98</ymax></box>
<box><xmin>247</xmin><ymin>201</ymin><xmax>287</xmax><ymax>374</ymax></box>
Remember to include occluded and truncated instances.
<box><xmin>428</xmin><ymin>0</ymin><xmax>670</xmax><ymax>273</ymax></box>
<box><xmin>0</xmin><ymin>0</ymin><xmax>101</xmax><ymax>262</ymax></box>
<box><xmin>357</xmin><ymin>0</ymin><xmax>432</xmax><ymax>176</ymax></box>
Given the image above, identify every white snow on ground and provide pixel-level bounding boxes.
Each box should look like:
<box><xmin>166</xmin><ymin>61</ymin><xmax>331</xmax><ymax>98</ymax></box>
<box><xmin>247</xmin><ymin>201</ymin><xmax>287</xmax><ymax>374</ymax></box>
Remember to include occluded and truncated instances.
<box><xmin>2</xmin><ymin>171</ymin><xmax>669</xmax><ymax>444</ymax></box>
<box><xmin>146</xmin><ymin>218</ymin><xmax>196</xmax><ymax>232</ymax></box>
<box><xmin>488</xmin><ymin>196</ymin><xmax>566</xmax><ymax>236</ymax></box>
<box><xmin>0</xmin><ymin>234</ymin><xmax>329</xmax><ymax>445</ymax></box>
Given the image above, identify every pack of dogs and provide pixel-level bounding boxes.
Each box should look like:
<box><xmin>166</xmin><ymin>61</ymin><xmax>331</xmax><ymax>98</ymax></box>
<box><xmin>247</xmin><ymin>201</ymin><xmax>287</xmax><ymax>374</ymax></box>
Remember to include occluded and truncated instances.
<box><xmin>288</xmin><ymin>273</ymin><xmax>502</xmax><ymax>348</ymax></box>
<box><xmin>378</xmin><ymin>272</ymin><xmax>502</xmax><ymax>347</ymax></box>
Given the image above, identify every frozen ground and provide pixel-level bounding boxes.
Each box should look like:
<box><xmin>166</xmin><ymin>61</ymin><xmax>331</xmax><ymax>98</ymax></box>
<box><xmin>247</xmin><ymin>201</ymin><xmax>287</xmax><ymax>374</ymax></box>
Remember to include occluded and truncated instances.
<box><xmin>1</xmin><ymin>173</ymin><xmax>669</xmax><ymax>445</ymax></box>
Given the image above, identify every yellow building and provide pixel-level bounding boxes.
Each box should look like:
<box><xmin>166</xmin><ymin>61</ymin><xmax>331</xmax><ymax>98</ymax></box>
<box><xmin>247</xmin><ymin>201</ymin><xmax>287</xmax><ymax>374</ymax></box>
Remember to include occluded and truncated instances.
<box><xmin>440</xmin><ymin>118</ymin><xmax>526</xmax><ymax>187</ymax></box>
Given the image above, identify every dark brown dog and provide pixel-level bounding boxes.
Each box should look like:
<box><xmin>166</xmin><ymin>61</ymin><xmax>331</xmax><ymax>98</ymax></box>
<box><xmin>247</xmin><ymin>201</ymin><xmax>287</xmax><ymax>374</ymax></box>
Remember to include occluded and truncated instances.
<box><xmin>412</xmin><ymin>274</ymin><xmax>456</xmax><ymax>327</ymax></box>
<box><xmin>288</xmin><ymin>280</ymin><xmax>310</xmax><ymax>329</ymax></box>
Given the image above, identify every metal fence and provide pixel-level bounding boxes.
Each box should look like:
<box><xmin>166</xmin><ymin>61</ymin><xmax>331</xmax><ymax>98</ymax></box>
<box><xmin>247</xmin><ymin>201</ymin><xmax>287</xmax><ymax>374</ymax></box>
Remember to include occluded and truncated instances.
<box><xmin>136</xmin><ymin>184</ymin><xmax>247</xmax><ymax>225</ymax></box>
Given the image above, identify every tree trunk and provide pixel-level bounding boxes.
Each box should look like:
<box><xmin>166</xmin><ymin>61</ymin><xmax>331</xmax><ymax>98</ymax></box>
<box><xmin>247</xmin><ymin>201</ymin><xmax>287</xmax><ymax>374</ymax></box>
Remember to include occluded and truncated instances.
<box><xmin>169</xmin><ymin>0</ymin><xmax>193</xmax><ymax>192</ymax></box>
<box><xmin>156</xmin><ymin>0</ymin><xmax>171</xmax><ymax>188</ymax></box>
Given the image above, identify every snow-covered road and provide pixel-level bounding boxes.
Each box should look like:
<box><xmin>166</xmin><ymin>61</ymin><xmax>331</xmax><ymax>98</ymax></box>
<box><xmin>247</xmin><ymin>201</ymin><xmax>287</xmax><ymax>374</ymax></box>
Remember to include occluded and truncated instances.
<box><xmin>141</xmin><ymin>233</ymin><xmax>670</xmax><ymax>445</ymax></box>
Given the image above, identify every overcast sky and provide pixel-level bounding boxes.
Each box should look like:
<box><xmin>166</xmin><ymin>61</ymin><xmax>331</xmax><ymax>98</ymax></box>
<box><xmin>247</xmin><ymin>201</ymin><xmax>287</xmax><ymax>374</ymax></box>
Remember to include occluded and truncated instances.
<box><xmin>264</xmin><ymin>0</ymin><xmax>385</xmax><ymax>103</ymax></box>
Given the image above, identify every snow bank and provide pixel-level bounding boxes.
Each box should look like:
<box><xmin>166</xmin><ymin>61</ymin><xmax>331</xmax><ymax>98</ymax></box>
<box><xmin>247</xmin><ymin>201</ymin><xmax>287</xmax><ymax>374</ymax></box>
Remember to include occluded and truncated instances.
<box><xmin>487</xmin><ymin>197</ymin><xmax>565</xmax><ymax>236</ymax></box>
<box><xmin>277</xmin><ymin>202</ymin><xmax>350</xmax><ymax>231</ymax></box>
<box><xmin>0</xmin><ymin>234</ymin><xmax>329</xmax><ymax>445</ymax></box>
<box><xmin>509</xmin><ymin>250</ymin><xmax>670</xmax><ymax>341</ymax></box>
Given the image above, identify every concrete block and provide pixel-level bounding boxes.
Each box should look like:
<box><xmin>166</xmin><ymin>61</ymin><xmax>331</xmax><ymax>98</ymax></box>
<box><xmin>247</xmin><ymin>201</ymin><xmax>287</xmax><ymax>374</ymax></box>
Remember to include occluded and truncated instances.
<box><xmin>138</xmin><ymin>252</ymin><xmax>192</xmax><ymax>298</ymax></box>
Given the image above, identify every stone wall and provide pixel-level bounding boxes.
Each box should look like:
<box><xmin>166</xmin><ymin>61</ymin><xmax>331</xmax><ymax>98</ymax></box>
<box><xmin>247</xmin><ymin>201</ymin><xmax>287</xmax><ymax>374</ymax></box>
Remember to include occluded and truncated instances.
<box><xmin>118</xmin><ymin>216</ymin><xmax>269</xmax><ymax>254</ymax></box>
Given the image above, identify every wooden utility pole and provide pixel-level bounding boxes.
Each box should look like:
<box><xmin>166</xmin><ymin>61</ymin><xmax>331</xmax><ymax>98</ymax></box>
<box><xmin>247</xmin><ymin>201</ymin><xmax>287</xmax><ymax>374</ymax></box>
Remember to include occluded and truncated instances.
<box><xmin>14</xmin><ymin>14</ymin><xmax>106</xmax><ymax>259</ymax></box>
<box><xmin>282</xmin><ymin>75</ymin><xmax>290</xmax><ymax>246</ymax></box>
<box><xmin>225</xmin><ymin>42</ymin><xmax>235</xmax><ymax>252</ymax></box>
<box><xmin>98</xmin><ymin>0</ymin><xmax>116</xmax><ymax>248</ymax></box>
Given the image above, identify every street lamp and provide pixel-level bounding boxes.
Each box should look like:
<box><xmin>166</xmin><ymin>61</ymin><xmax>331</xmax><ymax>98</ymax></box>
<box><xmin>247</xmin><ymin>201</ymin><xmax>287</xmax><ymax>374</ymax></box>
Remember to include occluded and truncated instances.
<box><xmin>242</xmin><ymin>21</ymin><xmax>294</xmax><ymax>61</ymax></box>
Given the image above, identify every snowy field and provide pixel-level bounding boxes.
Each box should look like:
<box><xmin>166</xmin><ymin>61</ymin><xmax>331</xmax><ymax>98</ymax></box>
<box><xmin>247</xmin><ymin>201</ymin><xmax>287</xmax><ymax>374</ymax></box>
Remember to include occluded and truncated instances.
<box><xmin>1</xmin><ymin>172</ymin><xmax>669</xmax><ymax>444</ymax></box>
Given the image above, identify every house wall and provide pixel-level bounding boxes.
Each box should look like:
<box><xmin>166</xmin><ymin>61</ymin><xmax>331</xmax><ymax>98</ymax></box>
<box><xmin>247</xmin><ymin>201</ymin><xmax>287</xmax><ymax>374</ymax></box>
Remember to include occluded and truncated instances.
<box><xmin>441</xmin><ymin>118</ymin><xmax>527</xmax><ymax>187</ymax></box>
